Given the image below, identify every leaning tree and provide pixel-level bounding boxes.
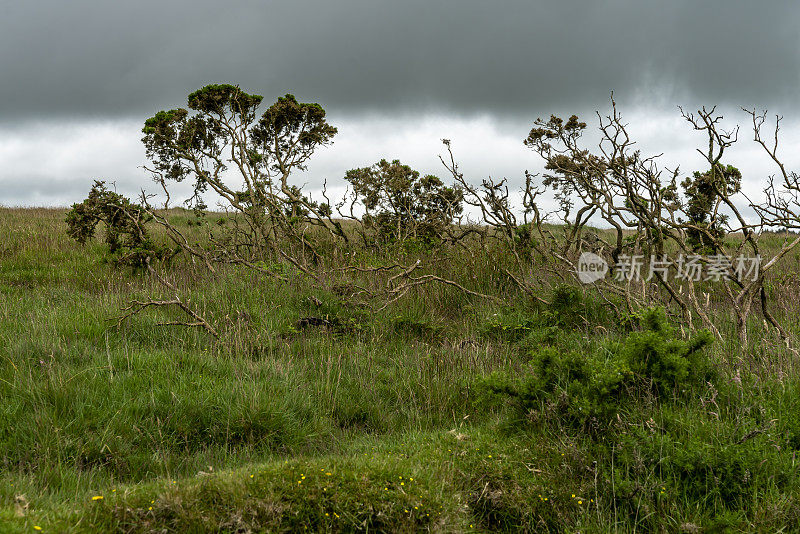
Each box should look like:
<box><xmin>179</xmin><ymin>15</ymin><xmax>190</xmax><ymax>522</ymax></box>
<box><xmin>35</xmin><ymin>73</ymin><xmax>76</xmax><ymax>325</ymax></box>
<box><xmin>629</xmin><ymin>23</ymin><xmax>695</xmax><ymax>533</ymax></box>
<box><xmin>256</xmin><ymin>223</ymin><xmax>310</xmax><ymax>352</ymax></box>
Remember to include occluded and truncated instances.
<box><xmin>141</xmin><ymin>84</ymin><xmax>345</xmax><ymax>269</ymax></box>
<box><xmin>520</xmin><ymin>100</ymin><xmax>800</xmax><ymax>347</ymax></box>
<box><xmin>66</xmin><ymin>85</ymin><xmax>348</xmax><ymax>337</ymax></box>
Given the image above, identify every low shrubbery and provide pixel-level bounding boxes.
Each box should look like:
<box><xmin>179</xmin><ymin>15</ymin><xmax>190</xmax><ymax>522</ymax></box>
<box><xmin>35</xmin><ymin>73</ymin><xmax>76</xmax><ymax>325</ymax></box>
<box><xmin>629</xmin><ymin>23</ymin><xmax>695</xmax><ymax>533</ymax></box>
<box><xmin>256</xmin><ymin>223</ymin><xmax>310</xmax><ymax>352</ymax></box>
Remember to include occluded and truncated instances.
<box><xmin>474</xmin><ymin>307</ymin><xmax>800</xmax><ymax>529</ymax></box>
<box><xmin>479</xmin><ymin>307</ymin><xmax>714</xmax><ymax>430</ymax></box>
<box><xmin>481</xmin><ymin>285</ymin><xmax>621</xmax><ymax>345</ymax></box>
<box><xmin>65</xmin><ymin>181</ymin><xmax>168</xmax><ymax>267</ymax></box>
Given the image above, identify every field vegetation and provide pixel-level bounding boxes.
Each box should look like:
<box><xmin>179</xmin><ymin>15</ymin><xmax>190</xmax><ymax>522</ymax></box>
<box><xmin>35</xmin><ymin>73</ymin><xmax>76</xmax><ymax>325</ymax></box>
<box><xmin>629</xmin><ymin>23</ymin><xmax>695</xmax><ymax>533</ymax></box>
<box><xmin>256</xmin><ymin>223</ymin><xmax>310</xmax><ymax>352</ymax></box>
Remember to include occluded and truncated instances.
<box><xmin>2</xmin><ymin>84</ymin><xmax>800</xmax><ymax>532</ymax></box>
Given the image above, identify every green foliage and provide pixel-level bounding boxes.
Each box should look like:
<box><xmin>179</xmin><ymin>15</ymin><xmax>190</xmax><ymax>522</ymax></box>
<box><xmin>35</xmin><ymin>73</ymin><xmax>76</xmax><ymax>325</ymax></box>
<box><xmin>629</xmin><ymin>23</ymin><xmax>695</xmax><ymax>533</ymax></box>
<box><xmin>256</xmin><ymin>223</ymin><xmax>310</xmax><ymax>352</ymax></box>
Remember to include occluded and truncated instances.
<box><xmin>524</xmin><ymin>114</ymin><xmax>609</xmax><ymax>209</ymax></box>
<box><xmin>524</xmin><ymin>114</ymin><xmax>588</xmax><ymax>145</ymax></box>
<box><xmin>620</xmin><ymin>307</ymin><xmax>715</xmax><ymax>396</ymax></box>
<box><xmin>512</xmin><ymin>222</ymin><xmax>539</xmax><ymax>252</ymax></box>
<box><xmin>252</xmin><ymin>93</ymin><xmax>337</xmax><ymax>156</ymax></box>
<box><xmin>65</xmin><ymin>181</ymin><xmax>163</xmax><ymax>267</ymax></box>
<box><xmin>540</xmin><ymin>284</ymin><xmax>619</xmax><ymax>331</ymax></box>
<box><xmin>479</xmin><ymin>307</ymin><xmax>714</xmax><ymax>428</ymax></box>
<box><xmin>480</xmin><ymin>286</ymin><xmax>616</xmax><ymax>343</ymax></box>
<box><xmin>345</xmin><ymin>159</ymin><xmax>463</xmax><ymax>245</ymax></box>
<box><xmin>481</xmin><ymin>313</ymin><xmax>537</xmax><ymax>342</ymax></box>
<box><xmin>278</xmin><ymin>184</ymin><xmax>328</xmax><ymax>224</ymax></box>
<box><xmin>681</xmin><ymin>164</ymin><xmax>742</xmax><ymax>252</ymax></box>
<box><xmin>601</xmin><ymin>405</ymin><xmax>799</xmax><ymax>528</ymax></box>
<box><xmin>544</xmin><ymin>284</ymin><xmax>584</xmax><ymax>327</ymax></box>
<box><xmin>142</xmin><ymin>85</ymin><xmax>336</xmax><ymax>223</ymax></box>
<box><xmin>187</xmin><ymin>83</ymin><xmax>264</xmax><ymax>115</ymax></box>
<box><xmin>279</xmin><ymin>292</ymin><xmax>372</xmax><ymax>339</ymax></box>
<box><xmin>391</xmin><ymin>315</ymin><xmax>443</xmax><ymax>342</ymax></box>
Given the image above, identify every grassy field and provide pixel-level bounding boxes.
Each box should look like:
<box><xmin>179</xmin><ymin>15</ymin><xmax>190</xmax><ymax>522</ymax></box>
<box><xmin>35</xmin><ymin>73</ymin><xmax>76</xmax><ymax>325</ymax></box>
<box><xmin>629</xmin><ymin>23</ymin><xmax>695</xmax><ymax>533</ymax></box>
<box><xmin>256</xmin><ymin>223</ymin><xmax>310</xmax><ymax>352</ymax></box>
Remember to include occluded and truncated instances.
<box><xmin>1</xmin><ymin>207</ymin><xmax>800</xmax><ymax>532</ymax></box>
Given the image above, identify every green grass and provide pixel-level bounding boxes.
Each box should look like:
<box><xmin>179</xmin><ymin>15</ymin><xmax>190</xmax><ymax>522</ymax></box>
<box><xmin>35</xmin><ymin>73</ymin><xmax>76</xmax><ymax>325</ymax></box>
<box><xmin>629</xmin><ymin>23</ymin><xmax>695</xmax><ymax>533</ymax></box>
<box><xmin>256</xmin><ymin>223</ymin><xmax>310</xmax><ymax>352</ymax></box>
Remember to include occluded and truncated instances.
<box><xmin>1</xmin><ymin>207</ymin><xmax>800</xmax><ymax>532</ymax></box>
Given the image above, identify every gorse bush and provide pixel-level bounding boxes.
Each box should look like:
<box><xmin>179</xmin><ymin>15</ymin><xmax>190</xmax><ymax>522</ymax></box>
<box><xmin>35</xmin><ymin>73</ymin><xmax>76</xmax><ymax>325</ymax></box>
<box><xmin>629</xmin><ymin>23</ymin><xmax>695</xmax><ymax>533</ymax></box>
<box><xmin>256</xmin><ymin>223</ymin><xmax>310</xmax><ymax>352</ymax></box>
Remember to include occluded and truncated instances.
<box><xmin>597</xmin><ymin>411</ymin><xmax>799</xmax><ymax>529</ymax></box>
<box><xmin>474</xmin><ymin>310</ymin><xmax>800</xmax><ymax>527</ymax></box>
<box><xmin>480</xmin><ymin>285</ymin><xmax>618</xmax><ymax>343</ymax></box>
<box><xmin>479</xmin><ymin>307</ymin><xmax>715</xmax><ymax>429</ymax></box>
<box><xmin>345</xmin><ymin>158</ymin><xmax>463</xmax><ymax>245</ymax></box>
<box><xmin>620</xmin><ymin>307</ymin><xmax>715</xmax><ymax>396</ymax></box>
<box><xmin>542</xmin><ymin>284</ymin><xmax>586</xmax><ymax>328</ymax></box>
<box><xmin>65</xmin><ymin>181</ymin><xmax>166</xmax><ymax>267</ymax></box>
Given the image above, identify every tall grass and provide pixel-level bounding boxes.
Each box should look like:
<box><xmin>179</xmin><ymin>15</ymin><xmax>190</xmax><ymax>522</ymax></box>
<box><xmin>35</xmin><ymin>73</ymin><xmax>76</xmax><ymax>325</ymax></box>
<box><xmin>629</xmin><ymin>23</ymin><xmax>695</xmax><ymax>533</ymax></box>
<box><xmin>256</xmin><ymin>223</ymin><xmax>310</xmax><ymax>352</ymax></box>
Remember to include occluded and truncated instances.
<box><xmin>1</xmin><ymin>207</ymin><xmax>799</xmax><ymax>532</ymax></box>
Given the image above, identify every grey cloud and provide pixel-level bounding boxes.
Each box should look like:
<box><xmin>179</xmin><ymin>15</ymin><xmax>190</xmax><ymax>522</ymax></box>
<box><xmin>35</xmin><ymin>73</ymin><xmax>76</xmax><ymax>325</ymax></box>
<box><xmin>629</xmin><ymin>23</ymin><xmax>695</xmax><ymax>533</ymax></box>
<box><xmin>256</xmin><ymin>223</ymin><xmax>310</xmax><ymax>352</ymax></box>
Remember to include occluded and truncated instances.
<box><xmin>0</xmin><ymin>0</ymin><xmax>798</xmax><ymax>123</ymax></box>
<box><xmin>1</xmin><ymin>175</ymin><xmax>94</xmax><ymax>206</ymax></box>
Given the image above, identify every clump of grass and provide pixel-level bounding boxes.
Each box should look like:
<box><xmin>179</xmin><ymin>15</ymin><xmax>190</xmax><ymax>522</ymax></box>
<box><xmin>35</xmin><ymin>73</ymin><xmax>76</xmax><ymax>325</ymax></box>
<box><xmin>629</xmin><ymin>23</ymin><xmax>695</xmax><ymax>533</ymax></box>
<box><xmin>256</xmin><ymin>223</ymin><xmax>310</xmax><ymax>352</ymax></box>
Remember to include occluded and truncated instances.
<box><xmin>391</xmin><ymin>314</ymin><xmax>444</xmax><ymax>342</ymax></box>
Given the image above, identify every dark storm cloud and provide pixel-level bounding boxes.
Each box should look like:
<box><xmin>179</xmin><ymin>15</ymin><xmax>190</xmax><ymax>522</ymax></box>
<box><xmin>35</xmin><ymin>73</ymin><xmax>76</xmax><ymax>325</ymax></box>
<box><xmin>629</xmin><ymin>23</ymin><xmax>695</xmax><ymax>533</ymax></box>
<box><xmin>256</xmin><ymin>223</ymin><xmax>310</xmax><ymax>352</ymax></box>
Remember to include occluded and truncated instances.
<box><xmin>1</xmin><ymin>0</ymin><xmax>798</xmax><ymax>122</ymax></box>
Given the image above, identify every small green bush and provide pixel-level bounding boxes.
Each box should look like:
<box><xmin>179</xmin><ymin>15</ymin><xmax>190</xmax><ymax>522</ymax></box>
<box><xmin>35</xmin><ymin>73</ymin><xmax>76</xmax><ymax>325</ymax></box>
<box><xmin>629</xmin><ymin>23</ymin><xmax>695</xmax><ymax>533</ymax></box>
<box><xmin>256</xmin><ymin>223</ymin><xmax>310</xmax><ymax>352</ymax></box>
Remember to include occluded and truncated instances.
<box><xmin>478</xmin><ymin>307</ymin><xmax>714</xmax><ymax>429</ymax></box>
<box><xmin>620</xmin><ymin>307</ymin><xmax>715</xmax><ymax>396</ymax></box>
<box><xmin>65</xmin><ymin>181</ymin><xmax>167</xmax><ymax>267</ymax></box>
<box><xmin>600</xmin><ymin>409</ymin><xmax>799</xmax><ymax>527</ymax></box>
<box><xmin>545</xmin><ymin>284</ymin><xmax>584</xmax><ymax>327</ymax></box>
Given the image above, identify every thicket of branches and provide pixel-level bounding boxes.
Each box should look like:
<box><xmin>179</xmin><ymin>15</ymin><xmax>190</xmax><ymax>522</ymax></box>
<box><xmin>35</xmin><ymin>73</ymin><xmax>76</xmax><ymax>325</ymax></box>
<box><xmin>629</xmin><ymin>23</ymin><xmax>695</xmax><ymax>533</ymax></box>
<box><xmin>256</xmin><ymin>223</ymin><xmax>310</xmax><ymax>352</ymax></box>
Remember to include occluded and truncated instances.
<box><xmin>66</xmin><ymin>84</ymin><xmax>800</xmax><ymax>350</ymax></box>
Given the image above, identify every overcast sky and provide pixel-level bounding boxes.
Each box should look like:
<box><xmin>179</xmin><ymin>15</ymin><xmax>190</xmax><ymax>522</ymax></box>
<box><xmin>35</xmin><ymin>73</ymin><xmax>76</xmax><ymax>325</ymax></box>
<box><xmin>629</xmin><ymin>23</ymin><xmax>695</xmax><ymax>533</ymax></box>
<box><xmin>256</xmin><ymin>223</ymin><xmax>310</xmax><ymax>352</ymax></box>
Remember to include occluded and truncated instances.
<box><xmin>1</xmin><ymin>0</ymin><xmax>799</xmax><ymax>208</ymax></box>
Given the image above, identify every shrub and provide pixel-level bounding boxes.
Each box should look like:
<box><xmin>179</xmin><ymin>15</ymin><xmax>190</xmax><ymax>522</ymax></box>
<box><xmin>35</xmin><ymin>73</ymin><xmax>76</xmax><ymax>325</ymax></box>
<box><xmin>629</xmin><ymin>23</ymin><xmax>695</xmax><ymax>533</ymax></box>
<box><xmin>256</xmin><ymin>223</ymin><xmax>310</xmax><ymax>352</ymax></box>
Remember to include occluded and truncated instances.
<box><xmin>620</xmin><ymin>307</ymin><xmax>715</xmax><ymax>396</ymax></box>
<box><xmin>65</xmin><ymin>181</ymin><xmax>165</xmax><ymax>267</ymax></box>
<box><xmin>543</xmin><ymin>284</ymin><xmax>585</xmax><ymax>327</ymax></box>
<box><xmin>541</xmin><ymin>285</ymin><xmax>618</xmax><ymax>330</ymax></box>
<box><xmin>391</xmin><ymin>315</ymin><xmax>443</xmax><ymax>342</ymax></box>
<box><xmin>602</xmin><ymin>410</ymin><xmax>798</xmax><ymax>526</ymax></box>
<box><xmin>345</xmin><ymin>159</ymin><xmax>463</xmax><ymax>245</ymax></box>
<box><xmin>478</xmin><ymin>307</ymin><xmax>714</xmax><ymax>429</ymax></box>
<box><xmin>480</xmin><ymin>314</ymin><xmax>537</xmax><ymax>342</ymax></box>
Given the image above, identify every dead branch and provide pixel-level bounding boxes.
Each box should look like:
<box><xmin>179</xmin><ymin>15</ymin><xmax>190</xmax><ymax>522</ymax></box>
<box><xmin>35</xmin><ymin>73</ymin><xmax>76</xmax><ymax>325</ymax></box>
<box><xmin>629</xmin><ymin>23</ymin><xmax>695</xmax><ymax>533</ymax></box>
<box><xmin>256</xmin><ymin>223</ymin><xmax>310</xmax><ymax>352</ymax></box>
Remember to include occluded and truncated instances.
<box><xmin>115</xmin><ymin>257</ymin><xmax>219</xmax><ymax>339</ymax></box>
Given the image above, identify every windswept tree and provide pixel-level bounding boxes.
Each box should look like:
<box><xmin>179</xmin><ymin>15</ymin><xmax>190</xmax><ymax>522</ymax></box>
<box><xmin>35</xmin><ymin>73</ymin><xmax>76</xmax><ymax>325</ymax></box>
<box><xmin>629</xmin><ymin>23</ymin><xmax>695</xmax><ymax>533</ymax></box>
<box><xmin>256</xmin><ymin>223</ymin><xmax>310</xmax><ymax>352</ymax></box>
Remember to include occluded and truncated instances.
<box><xmin>67</xmin><ymin>85</ymin><xmax>497</xmax><ymax>339</ymax></box>
<box><xmin>142</xmin><ymin>84</ymin><xmax>344</xmax><ymax>262</ymax></box>
<box><xmin>345</xmin><ymin>159</ymin><xmax>463</xmax><ymax>245</ymax></box>
<box><xmin>520</xmin><ymin>101</ymin><xmax>800</xmax><ymax>347</ymax></box>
